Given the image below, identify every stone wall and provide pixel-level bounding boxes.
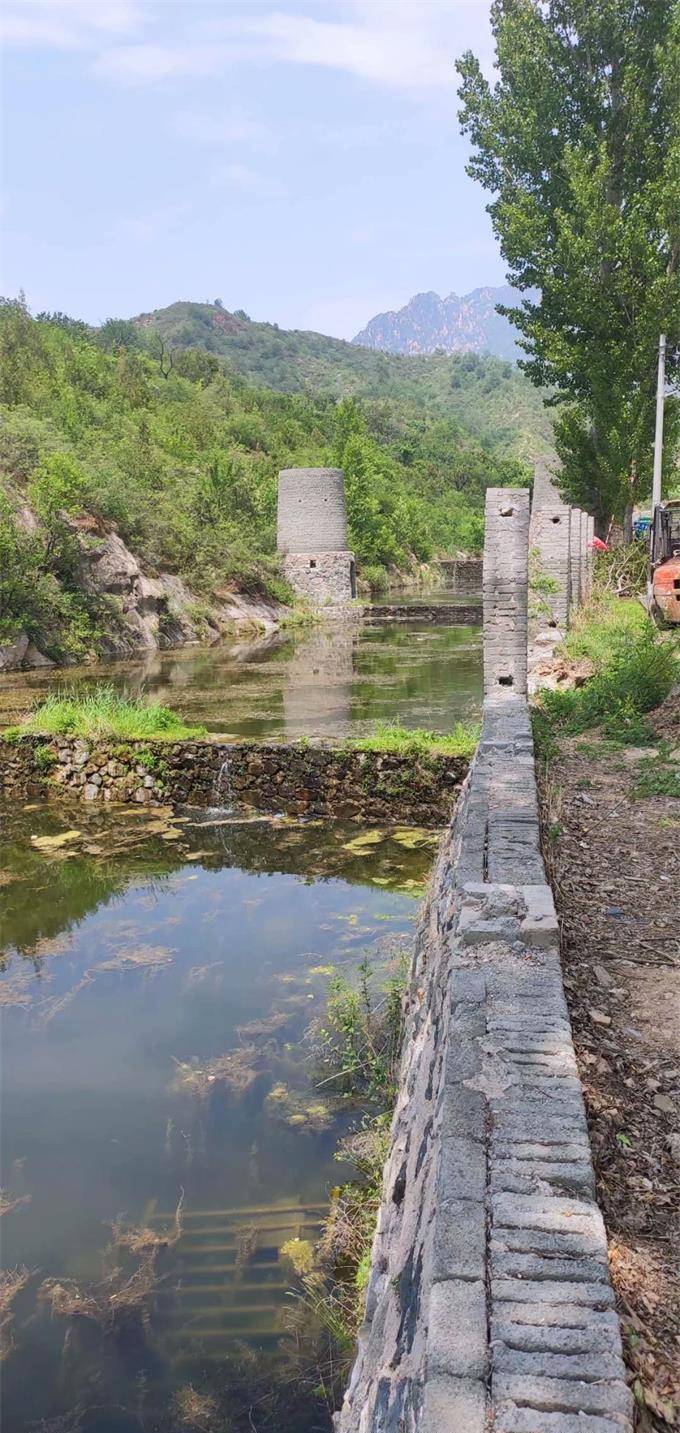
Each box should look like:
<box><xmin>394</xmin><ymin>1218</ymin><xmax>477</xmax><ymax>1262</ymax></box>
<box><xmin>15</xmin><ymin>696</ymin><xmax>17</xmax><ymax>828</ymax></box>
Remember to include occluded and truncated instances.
<box><xmin>369</xmin><ymin>602</ymin><xmax>481</xmax><ymax>625</ymax></box>
<box><xmin>0</xmin><ymin>736</ymin><xmax>468</xmax><ymax>827</ymax></box>
<box><xmin>483</xmin><ymin>488</ymin><xmax>530</xmax><ymax>700</ymax></box>
<box><xmin>283</xmin><ymin>551</ymin><xmax>356</xmax><ymax>605</ymax></box>
<box><xmin>277</xmin><ymin>466</ymin><xmax>349</xmax><ymax>553</ymax></box>
<box><xmin>336</xmin><ymin>488</ymin><xmax>631</xmax><ymax>1432</ymax></box>
<box><xmin>437</xmin><ymin>558</ymin><xmax>483</xmax><ymax>594</ymax></box>
<box><xmin>336</xmin><ymin>700</ymin><xmax>632</xmax><ymax>1433</ymax></box>
<box><xmin>529</xmin><ymin>505</ymin><xmax>572</xmax><ymax>628</ymax></box>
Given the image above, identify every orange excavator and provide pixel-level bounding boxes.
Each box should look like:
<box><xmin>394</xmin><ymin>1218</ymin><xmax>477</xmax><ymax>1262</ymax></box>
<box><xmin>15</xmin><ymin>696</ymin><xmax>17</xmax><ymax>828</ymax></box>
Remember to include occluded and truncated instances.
<box><xmin>649</xmin><ymin>498</ymin><xmax>680</xmax><ymax>625</ymax></box>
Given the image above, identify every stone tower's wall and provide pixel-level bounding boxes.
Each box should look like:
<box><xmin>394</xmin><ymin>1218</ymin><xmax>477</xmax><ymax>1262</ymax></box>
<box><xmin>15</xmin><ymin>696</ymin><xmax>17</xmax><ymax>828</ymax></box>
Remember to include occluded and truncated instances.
<box><xmin>277</xmin><ymin>467</ymin><xmax>349</xmax><ymax>553</ymax></box>
<box><xmin>277</xmin><ymin>467</ymin><xmax>355</xmax><ymax>606</ymax></box>
<box><xmin>483</xmin><ymin>488</ymin><xmax>530</xmax><ymax>701</ymax></box>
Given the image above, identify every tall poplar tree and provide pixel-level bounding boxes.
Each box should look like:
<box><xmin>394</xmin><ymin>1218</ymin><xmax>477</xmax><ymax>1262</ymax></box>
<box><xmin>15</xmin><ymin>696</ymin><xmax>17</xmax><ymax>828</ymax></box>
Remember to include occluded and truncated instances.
<box><xmin>457</xmin><ymin>0</ymin><xmax>680</xmax><ymax>528</ymax></box>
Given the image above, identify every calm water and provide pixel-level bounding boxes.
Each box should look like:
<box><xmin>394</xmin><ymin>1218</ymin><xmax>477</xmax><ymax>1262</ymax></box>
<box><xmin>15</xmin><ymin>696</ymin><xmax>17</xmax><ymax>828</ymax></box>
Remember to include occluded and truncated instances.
<box><xmin>0</xmin><ymin>798</ymin><xmax>436</xmax><ymax>1433</ymax></box>
<box><xmin>0</xmin><ymin>614</ymin><xmax>482</xmax><ymax>738</ymax></box>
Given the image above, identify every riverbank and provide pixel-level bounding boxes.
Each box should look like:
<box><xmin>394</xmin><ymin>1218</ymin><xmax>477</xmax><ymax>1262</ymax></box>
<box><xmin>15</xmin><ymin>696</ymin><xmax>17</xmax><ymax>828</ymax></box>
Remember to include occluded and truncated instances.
<box><xmin>531</xmin><ymin>597</ymin><xmax>679</xmax><ymax>1430</ymax></box>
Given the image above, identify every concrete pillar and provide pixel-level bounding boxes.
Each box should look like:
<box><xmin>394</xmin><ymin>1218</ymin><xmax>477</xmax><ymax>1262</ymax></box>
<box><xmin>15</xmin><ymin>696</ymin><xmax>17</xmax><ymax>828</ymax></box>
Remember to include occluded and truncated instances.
<box><xmin>569</xmin><ymin>508</ymin><xmax>582</xmax><ymax>610</ymax></box>
<box><xmin>529</xmin><ymin>505</ymin><xmax>571</xmax><ymax>629</ymax></box>
<box><xmin>483</xmin><ymin>488</ymin><xmax>530</xmax><ymax>702</ymax></box>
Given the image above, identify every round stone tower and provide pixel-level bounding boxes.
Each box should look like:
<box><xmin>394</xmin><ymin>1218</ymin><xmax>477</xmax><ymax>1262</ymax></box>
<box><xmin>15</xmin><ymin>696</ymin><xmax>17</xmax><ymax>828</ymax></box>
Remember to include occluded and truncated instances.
<box><xmin>277</xmin><ymin>467</ymin><xmax>356</xmax><ymax>606</ymax></box>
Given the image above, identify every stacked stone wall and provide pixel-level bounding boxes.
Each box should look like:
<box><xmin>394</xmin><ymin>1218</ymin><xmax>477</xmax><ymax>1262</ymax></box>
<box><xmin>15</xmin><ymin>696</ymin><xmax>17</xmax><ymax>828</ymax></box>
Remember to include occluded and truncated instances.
<box><xmin>283</xmin><ymin>550</ymin><xmax>355</xmax><ymax>605</ymax></box>
<box><xmin>0</xmin><ymin>736</ymin><xmax>467</xmax><ymax>827</ymax></box>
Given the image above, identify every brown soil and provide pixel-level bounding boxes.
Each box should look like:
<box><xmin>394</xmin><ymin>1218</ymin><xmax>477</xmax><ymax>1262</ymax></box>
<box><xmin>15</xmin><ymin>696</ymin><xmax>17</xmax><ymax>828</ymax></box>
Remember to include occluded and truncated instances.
<box><xmin>539</xmin><ymin>704</ymin><xmax>680</xmax><ymax>1430</ymax></box>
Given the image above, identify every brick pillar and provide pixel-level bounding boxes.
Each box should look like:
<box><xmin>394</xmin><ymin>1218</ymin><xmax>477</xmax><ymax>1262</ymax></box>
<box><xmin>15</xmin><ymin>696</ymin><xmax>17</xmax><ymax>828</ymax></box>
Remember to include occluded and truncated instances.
<box><xmin>483</xmin><ymin>488</ymin><xmax>530</xmax><ymax>702</ymax></box>
<box><xmin>569</xmin><ymin>508</ymin><xmax>582</xmax><ymax>610</ymax></box>
<box><xmin>529</xmin><ymin>505</ymin><xmax>571</xmax><ymax>628</ymax></box>
<box><xmin>585</xmin><ymin>514</ymin><xmax>595</xmax><ymax>598</ymax></box>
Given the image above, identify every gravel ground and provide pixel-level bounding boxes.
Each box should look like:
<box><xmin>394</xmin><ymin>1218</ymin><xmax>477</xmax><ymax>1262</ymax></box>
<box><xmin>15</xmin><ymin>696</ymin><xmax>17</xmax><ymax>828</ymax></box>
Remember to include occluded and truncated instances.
<box><xmin>537</xmin><ymin>694</ymin><xmax>680</xmax><ymax>1431</ymax></box>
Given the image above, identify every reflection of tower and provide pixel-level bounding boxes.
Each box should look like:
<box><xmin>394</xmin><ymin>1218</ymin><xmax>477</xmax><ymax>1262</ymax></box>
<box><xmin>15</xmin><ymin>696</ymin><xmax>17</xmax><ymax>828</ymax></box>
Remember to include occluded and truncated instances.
<box><xmin>277</xmin><ymin>467</ymin><xmax>357</xmax><ymax>606</ymax></box>
<box><xmin>282</xmin><ymin>626</ymin><xmax>356</xmax><ymax>738</ymax></box>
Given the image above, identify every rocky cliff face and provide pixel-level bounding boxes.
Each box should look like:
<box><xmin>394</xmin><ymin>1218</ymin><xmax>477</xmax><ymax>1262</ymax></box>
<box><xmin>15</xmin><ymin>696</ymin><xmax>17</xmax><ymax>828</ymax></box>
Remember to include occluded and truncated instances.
<box><xmin>353</xmin><ymin>286</ymin><xmax>527</xmax><ymax>360</ymax></box>
<box><xmin>0</xmin><ymin>519</ymin><xmax>283</xmax><ymax>673</ymax></box>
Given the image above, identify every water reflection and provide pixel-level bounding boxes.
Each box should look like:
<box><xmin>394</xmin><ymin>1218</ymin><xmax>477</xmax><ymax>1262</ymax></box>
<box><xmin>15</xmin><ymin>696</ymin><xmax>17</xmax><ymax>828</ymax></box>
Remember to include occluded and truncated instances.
<box><xmin>0</xmin><ymin>800</ymin><xmax>435</xmax><ymax>1432</ymax></box>
<box><xmin>0</xmin><ymin>614</ymin><xmax>482</xmax><ymax>739</ymax></box>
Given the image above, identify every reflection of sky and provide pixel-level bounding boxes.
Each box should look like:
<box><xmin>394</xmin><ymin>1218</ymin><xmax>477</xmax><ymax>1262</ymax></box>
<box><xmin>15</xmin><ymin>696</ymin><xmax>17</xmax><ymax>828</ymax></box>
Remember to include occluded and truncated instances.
<box><xmin>0</xmin><ymin>618</ymin><xmax>483</xmax><ymax>737</ymax></box>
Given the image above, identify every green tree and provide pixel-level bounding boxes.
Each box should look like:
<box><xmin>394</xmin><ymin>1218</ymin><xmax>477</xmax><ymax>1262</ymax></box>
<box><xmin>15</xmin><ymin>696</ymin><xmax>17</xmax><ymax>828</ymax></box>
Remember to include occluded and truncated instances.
<box><xmin>457</xmin><ymin>0</ymin><xmax>680</xmax><ymax>527</ymax></box>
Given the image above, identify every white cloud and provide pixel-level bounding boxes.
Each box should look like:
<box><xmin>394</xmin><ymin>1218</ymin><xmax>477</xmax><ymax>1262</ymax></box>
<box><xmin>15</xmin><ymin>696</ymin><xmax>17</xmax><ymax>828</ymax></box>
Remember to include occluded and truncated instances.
<box><xmin>2</xmin><ymin>2</ymin><xmax>494</xmax><ymax>94</ymax></box>
<box><xmin>173</xmin><ymin>110</ymin><xmax>274</xmax><ymax>150</ymax></box>
<box><xmin>1</xmin><ymin>1</ymin><xmax>145</xmax><ymax>49</ymax></box>
<box><xmin>212</xmin><ymin>8</ymin><xmax>456</xmax><ymax>90</ymax></box>
<box><xmin>93</xmin><ymin>42</ymin><xmax>223</xmax><ymax>82</ymax></box>
<box><xmin>217</xmin><ymin>163</ymin><xmax>285</xmax><ymax>198</ymax></box>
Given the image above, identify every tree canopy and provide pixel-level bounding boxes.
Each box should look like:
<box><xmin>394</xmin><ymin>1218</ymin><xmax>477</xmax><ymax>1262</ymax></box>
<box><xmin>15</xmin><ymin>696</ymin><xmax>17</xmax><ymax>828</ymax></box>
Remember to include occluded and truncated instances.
<box><xmin>457</xmin><ymin>0</ymin><xmax>680</xmax><ymax>526</ymax></box>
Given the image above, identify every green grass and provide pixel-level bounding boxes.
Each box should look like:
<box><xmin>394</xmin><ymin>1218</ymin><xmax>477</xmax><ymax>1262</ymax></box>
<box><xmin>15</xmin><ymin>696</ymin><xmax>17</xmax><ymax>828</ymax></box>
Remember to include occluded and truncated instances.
<box><xmin>535</xmin><ymin>613</ymin><xmax>678</xmax><ymax>747</ymax></box>
<box><xmin>350</xmin><ymin>717</ymin><xmax>480</xmax><ymax>759</ymax></box>
<box><xmin>561</xmin><ymin>595</ymin><xmax>648</xmax><ymax>666</ymax></box>
<box><xmin>5</xmin><ymin>685</ymin><xmax>208</xmax><ymax>742</ymax></box>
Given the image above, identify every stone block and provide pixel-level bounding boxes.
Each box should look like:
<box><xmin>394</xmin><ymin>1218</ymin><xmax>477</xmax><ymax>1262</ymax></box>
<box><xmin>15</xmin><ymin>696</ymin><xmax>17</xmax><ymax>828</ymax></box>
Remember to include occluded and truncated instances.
<box><xmin>427</xmin><ymin>1280</ymin><xmax>488</xmax><ymax>1377</ymax></box>
<box><xmin>420</xmin><ymin>1375</ymin><xmax>487</xmax><ymax>1432</ymax></box>
<box><xmin>492</xmin><ymin>1347</ymin><xmax>626</xmax><ymax>1382</ymax></box>
<box><xmin>438</xmin><ymin>1136</ymin><xmax>486</xmax><ymax>1201</ymax></box>
<box><xmin>438</xmin><ymin>1084</ymin><xmax>486</xmax><ymax>1140</ymax></box>
<box><xmin>492</xmin><ymin>1372</ymin><xmax>633</xmax><ymax>1420</ymax></box>
<box><xmin>495</xmin><ymin>1408</ymin><xmax>631</xmax><ymax>1432</ymax></box>
<box><xmin>432</xmin><ymin>1199</ymin><xmax>486</xmax><ymax>1282</ymax></box>
<box><xmin>492</xmin><ymin>1278</ymin><xmax>614</xmax><ymax>1308</ymax></box>
<box><xmin>491</xmin><ymin>1315</ymin><xmax>622</xmax><ymax>1355</ymax></box>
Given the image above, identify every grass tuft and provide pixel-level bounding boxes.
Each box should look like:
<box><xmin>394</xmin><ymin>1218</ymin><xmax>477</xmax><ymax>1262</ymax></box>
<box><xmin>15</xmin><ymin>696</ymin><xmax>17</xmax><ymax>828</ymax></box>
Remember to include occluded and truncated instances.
<box><xmin>6</xmin><ymin>685</ymin><xmax>208</xmax><ymax>742</ymax></box>
<box><xmin>350</xmin><ymin>717</ymin><xmax>479</xmax><ymax>759</ymax></box>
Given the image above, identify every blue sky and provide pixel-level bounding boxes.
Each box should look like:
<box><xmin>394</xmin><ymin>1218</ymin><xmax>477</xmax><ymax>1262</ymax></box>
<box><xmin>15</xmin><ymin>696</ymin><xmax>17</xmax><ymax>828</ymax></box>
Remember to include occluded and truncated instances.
<box><xmin>1</xmin><ymin>1</ymin><xmax>503</xmax><ymax>338</ymax></box>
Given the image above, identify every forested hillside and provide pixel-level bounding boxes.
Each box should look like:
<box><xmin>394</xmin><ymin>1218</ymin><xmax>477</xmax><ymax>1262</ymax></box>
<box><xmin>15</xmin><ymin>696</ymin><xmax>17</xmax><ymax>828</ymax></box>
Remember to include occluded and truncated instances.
<box><xmin>0</xmin><ymin>297</ymin><xmax>548</xmax><ymax>664</ymax></box>
<box><xmin>132</xmin><ymin>301</ymin><xmax>554</xmax><ymax>460</ymax></box>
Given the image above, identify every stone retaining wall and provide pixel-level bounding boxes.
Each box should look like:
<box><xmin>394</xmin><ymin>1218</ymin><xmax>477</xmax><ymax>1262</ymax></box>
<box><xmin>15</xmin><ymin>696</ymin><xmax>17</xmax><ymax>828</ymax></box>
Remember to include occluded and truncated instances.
<box><xmin>336</xmin><ymin>699</ymin><xmax>632</xmax><ymax>1432</ymax></box>
<box><xmin>0</xmin><ymin>736</ymin><xmax>468</xmax><ymax>827</ymax></box>
<box><xmin>369</xmin><ymin>603</ymin><xmax>481</xmax><ymax>625</ymax></box>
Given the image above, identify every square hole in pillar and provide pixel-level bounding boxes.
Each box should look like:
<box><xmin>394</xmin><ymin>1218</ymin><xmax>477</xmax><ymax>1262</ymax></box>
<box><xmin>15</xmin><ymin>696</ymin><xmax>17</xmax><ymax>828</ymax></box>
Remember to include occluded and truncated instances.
<box><xmin>309</xmin><ymin>559</ymin><xmax>317</xmax><ymax>569</ymax></box>
<box><xmin>498</xmin><ymin>675</ymin><xmax>514</xmax><ymax>687</ymax></box>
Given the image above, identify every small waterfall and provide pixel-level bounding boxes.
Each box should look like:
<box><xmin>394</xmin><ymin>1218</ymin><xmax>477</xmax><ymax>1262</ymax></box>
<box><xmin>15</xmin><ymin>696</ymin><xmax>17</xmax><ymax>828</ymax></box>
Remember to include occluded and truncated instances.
<box><xmin>212</xmin><ymin>753</ymin><xmax>233</xmax><ymax>809</ymax></box>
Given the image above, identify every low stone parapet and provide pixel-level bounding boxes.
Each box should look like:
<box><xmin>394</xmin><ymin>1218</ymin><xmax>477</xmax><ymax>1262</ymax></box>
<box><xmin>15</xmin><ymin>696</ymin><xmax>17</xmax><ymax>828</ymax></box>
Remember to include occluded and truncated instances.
<box><xmin>335</xmin><ymin>699</ymin><xmax>632</xmax><ymax>1431</ymax></box>
<box><xmin>0</xmin><ymin>735</ymin><xmax>468</xmax><ymax>827</ymax></box>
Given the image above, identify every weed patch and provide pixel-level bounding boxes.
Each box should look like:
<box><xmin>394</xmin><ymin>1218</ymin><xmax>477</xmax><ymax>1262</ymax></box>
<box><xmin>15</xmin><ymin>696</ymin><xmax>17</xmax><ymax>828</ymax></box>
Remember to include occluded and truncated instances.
<box><xmin>350</xmin><ymin>717</ymin><xmax>479</xmax><ymax>760</ymax></box>
<box><xmin>5</xmin><ymin>686</ymin><xmax>208</xmax><ymax>742</ymax></box>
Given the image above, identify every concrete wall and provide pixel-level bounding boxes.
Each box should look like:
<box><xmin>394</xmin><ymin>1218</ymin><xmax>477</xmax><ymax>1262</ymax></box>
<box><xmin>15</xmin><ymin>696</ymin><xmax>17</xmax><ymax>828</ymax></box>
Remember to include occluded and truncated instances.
<box><xmin>336</xmin><ymin>489</ymin><xmax>631</xmax><ymax>1432</ymax></box>
<box><xmin>277</xmin><ymin>467</ymin><xmax>349</xmax><ymax>554</ymax></box>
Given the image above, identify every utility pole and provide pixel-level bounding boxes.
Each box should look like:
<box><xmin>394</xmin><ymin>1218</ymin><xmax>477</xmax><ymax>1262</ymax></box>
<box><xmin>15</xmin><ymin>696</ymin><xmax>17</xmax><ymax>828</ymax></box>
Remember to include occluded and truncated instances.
<box><xmin>652</xmin><ymin>332</ymin><xmax>667</xmax><ymax>510</ymax></box>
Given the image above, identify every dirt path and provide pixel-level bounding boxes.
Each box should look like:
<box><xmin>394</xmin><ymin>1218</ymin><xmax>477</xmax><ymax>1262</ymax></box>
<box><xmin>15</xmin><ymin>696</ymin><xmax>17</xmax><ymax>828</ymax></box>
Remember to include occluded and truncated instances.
<box><xmin>539</xmin><ymin>699</ymin><xmax>680</xmax><ymax>1431</ymax></box>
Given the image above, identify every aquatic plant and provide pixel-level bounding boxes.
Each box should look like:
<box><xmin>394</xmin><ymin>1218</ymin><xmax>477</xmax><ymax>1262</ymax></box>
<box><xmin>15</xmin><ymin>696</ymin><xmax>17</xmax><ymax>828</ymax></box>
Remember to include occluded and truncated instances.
<box><xmin>7</xmin><ymin>685</ymin><xmax>207</xmax><ymax>741</ymax></box>
<box><xmin>312</xmin><ymin>952</ymin><xmax>407</xmax><ymax>1102</ymax></box>
<box><xmin>0</xmin><ymin>1266</ymin><xmax>33</xmax><ymax>1362</ymax></box>
<box><xmin>350</xmin><ymin>716</ymin><xmax>479</xmax><ymax>759</ymax></box>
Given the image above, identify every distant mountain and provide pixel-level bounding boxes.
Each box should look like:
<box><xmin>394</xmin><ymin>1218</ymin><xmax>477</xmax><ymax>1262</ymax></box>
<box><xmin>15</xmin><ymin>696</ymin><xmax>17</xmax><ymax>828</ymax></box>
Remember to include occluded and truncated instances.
<box><xmin>353</xmin><ymin>286</ymin><xmax>527</xmax><ymax>361</ymax></box>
